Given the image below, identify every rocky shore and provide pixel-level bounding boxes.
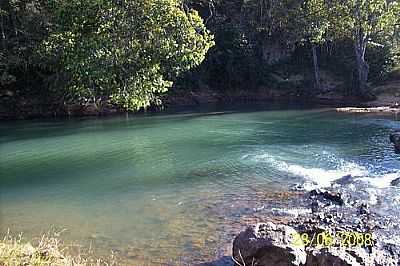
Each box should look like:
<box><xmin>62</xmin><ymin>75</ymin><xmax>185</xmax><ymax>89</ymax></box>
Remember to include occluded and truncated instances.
<box><xmin>0</xmin><ymin>87</ymin><xmax>377</xmax><ymax>120</ymax></box>
<box><xmin>232</xmin><ymin>187</ymin><xmax>400</xmax><ymax>266</ymax></box>
<box><xmin>202</xmin><ymin>175</ymin><xmax>400</xmax><ymax>266</ymax></box>
<box><xmin>0</xmin><ymin>88</ymin><xmax>302</xmax><ymax>120</ymax></box>
<box><xmin>2</xmin><ymin>81</ymin><xmax>400</xmax><ymax>120</ymax></box>
<box><xmin>230</xmin><ymin>180</ymin><xmax>400</xmax><ymax>266</ymax></box>
<box><xmin>226</xmin><ymin>133</ymin><xmax>400</xmax><ymax>266</ymax></box>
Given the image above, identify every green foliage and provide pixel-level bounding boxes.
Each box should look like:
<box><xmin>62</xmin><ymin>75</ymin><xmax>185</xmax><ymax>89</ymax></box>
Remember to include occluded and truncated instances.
<box><xmin>330</xmin><ymin>0</ymin><xmax>400</xmax><ymax>41</ymax></box>
<box><xmin>1</xmin><ymin>0</ymin><xmax>400</xmax><ymax>117</ymax></box>
<box><xmin>296</xmin><ymin>0</ymin><xmax>330</xmax><ymax>45</ymax></box>
<box><xmin>182</xmin><ymin>0</ymin><xmax>303</xmax><ymax>91</ymax></box>
<box><xmin>197</xmin><ymin>16</ymin><xmax>258</xmax><ymax>90</ymax></box>
<box><xmin>366</xmin><ymin>39</ymin><xmax>399</xmax><ymax>82</ymax></box>
<box><xmin>242</xmin><ymin>0</ymin><xmax>299</xmax><ymax>35</ymax></box>
<box><xmin>0</xmin><ymin>0</ymin><xmax>48</xmax><ymax>88</ymax></box>
<box><xmin>41</xmin><ymin>0</ymin><xmax>214</xmax><ymax>110</ymax></box>
<box><xmin>327</xmin><ymin>0</ymin><xmax>400</xmax><ymax>93</ymax></box>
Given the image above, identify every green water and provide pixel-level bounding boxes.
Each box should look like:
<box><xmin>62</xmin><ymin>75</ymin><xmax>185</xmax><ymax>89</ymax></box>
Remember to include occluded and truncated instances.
<box><xmin>1</xmin><ymin>106</ymin><xmax>399</xmax><ymax>265</ymax></box>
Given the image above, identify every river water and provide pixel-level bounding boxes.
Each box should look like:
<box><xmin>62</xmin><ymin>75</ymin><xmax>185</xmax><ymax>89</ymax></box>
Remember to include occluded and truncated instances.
<box><xmin>0</xmin><ymin>105</ymin><xmax>399</xmax><ymax>265</ymax></box>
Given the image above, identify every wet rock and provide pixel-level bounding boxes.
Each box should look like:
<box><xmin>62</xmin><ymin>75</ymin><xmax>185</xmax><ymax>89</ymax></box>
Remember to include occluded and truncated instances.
<box><xmin>306</xmin><ymin>248</ymin><xmax>358</xmax><ymax>266</ymax></box>
<box><xmin>357</xmin><ymin>203</ymin><xmax>370</xmax><ymax>215</ymax></box>
<box><xmin>291</xmin><ymin>183</ymin><xmax>305</xmax><ymax>191</ymax></box>
<box><xmin>232</xmin><ymin>222</ymin><xmax>307</xmax><ymax>266</ymax></box>
<box><xmin>309</xmin><ymin>189</ymin><xmax>344</xmax><ymax>206</ymax></box>
<box><xmin>233</xmin><ymin>222</ymin><xmax>398</xmax><ymax>266</ymax></box>
<box><xmin>311</xmin><ymin>201</ymin><xmax>319</xmax><ymax>213</ymax></box>
<box><xmin>306</xmin><ymin>247</ymin><xmax>397</xmax><ymax>266</ymax></box>
<box><xmin>380</xmin><ymin>242</ymin><xmax>400</xmax><ymax>263</ymax></box>
<box><xmin>229</xmin><ymin>166</ymin><xmax>400</xmax><ymax>266</ymax></box>
<box><xmin>322</xmin><ymin>213</ymin><xmax>337</xmax><ymax>224</ymax></box>
<box><xmin>334</xmin><ymin>175</ymin><xmax>353</xmax><ymax>185</ymax></box>
<box><xmin>390</xmin><ymin>177</ymin><xmax>400</xmax><ymax>186</ymax></box>
<box><xmin>390</xmin><ymin>131</ymin><xmax>400</xmax><ymax>153</ymax></box>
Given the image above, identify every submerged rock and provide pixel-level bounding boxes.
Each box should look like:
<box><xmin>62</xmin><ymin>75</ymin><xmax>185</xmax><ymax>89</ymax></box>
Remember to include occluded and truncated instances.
<box><xmin>390</xmin><ymin>131</ymin><xmax>400</xmax><ymax>153</ymax></box>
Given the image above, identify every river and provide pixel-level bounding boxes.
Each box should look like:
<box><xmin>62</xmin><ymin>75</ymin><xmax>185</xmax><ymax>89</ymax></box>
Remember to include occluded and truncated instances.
<box><xmin>0</xmin><ymin>105</ymin><xmax>399</xmax><ymax>265</ymax></box>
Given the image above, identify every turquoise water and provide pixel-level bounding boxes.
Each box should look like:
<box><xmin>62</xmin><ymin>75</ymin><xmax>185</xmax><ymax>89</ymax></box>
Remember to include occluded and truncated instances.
<box><xmin>1</xmin><ymin>106</ymin><xmax>399</xmax><ymax>264</ymax></box>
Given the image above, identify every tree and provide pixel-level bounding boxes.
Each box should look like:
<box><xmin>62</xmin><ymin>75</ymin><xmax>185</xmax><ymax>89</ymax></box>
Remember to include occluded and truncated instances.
<box><xmin>331</xmin><ymin>0</ymin><xmax>400</xmax><ymax>95</ymax></box>
<box><xmin>42</xmin><ymin>0</ymin><xmax>214</xmax><ymax>111</ymax></box>
<box><xmin>242</xmin><ymin>0</ymin><xmax>301</xmax><ymax>63</ymax></box>
<box><xmin>297</xmin><ymin>0</ymin><xmax>330</xmax><ymax>92</ymax></box>
<box><xmin>0</xmin><ymin>0</ymin><xmax>48</xmax><ymax>88</ymax></box>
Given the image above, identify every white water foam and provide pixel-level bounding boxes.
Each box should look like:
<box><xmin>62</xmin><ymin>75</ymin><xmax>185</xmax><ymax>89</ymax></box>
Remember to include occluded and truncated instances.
<box><xmin>247</xmin><ymin>152</ymin><xmax>369</xmax><ymax>189</ymax></box>
<box><xmin>271</xmin><ymin>207</ymin><xmax>312</xmax><ymax>217</ymax></box>
<box><xmin>358</xmin><ymin>172</ymin><xmax>400</xmax><ymax>189</ymax></box>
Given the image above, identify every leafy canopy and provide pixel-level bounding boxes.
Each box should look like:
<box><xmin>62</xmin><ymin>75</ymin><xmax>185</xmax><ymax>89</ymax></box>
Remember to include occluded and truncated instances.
<box><xmin>42</xmin><ymin>0</ymin><xmax>214</xmax><ymax>110</ymax></box>
<box><xmin>330</xmin><ymin>0</ymin><xmax>400</xmax><ymax>44</ymax></box>
<box><xmin>298</xmin><ymin>0</ymin><xmax>330</xmax><ymax>45</ymax></box>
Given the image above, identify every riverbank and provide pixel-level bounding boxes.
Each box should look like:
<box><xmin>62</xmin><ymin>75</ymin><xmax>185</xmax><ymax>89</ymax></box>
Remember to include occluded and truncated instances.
<box><xmin>0</xmin><ymin>90</ymin><xmax>367</xmax><ymax>121</ymax></box>
<box><xmin>3</xmin><ymin>84</ymin><xmax>400</xmax><ymax>121</ymax></box>
<box><xmin>2</xmin><ymin>66</ymin><xmax>400</xmax><ymax>121</ymax></box>
<box><xmin>0</xmin><ymin>232</ymin><xmax>116</xmax><ymax>265</ymax></box>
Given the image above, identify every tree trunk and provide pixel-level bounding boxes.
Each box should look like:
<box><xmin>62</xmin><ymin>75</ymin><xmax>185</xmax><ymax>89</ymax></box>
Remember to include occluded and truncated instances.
<box><xmin>354</xmin><ymin>41</ymin><xmax>369</xmax><ymax>95</ymax></box>
<box><xmin>352</xmin><ymin>0</ymin><xmax>370</xmax><ymax>96</ymax></box>
<box><xmin>312</xmin><ymin>44</ymin><xmax>321</xmax><ymax>92</ymax></box>
<box><xmin>0</xmin><ymin>12</ymin><xmax>5</xmax><ymax>50</ymax></box>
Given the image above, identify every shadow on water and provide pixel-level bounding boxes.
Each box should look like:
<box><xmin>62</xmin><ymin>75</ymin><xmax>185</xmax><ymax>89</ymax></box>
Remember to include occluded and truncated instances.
<box><xmin>0</xmin><ymin>101</ymin><xmax>319</xmax><ymax>143</ymax></box>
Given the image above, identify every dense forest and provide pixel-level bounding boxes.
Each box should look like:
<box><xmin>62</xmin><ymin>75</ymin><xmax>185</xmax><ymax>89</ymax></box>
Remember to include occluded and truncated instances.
<box><xmin>0</xmin><ymin>0</ymin><xmax>399</xmax><ymax>119</ymax></box>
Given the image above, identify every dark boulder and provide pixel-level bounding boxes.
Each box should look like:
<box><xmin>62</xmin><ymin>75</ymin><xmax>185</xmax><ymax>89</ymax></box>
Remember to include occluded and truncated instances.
<box><xmin>390</xmin><ymin>177</ymin><xmax>400</xmax><ymax>186</ymax></box>
<box><xmin>233</xmin><ymin>223</ymin><xmax>398</xmax><ymax>266</ymax></box>
<box><xmin>309</xmin><ymin>189</ymin><xmax>344</xmax><ymax>206</ymax></box>
<box><xmin>390</xmin><ymin>131</ymin><xmax>400</xmax><ymax>153</ymax></box>
<box><xmin>306</xmin><ymin>247</ymin><xmax>397</xmax><ymax>266</ymax></box>
<box><xmin>232</xmin><ymin>223</ymin><xmax>307</xmax><ymax>266</ymax></box>
<box><xmin>357</xmin><ymin>203</ymin><xmax>370</xmax><ymax>215</ymax></box>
